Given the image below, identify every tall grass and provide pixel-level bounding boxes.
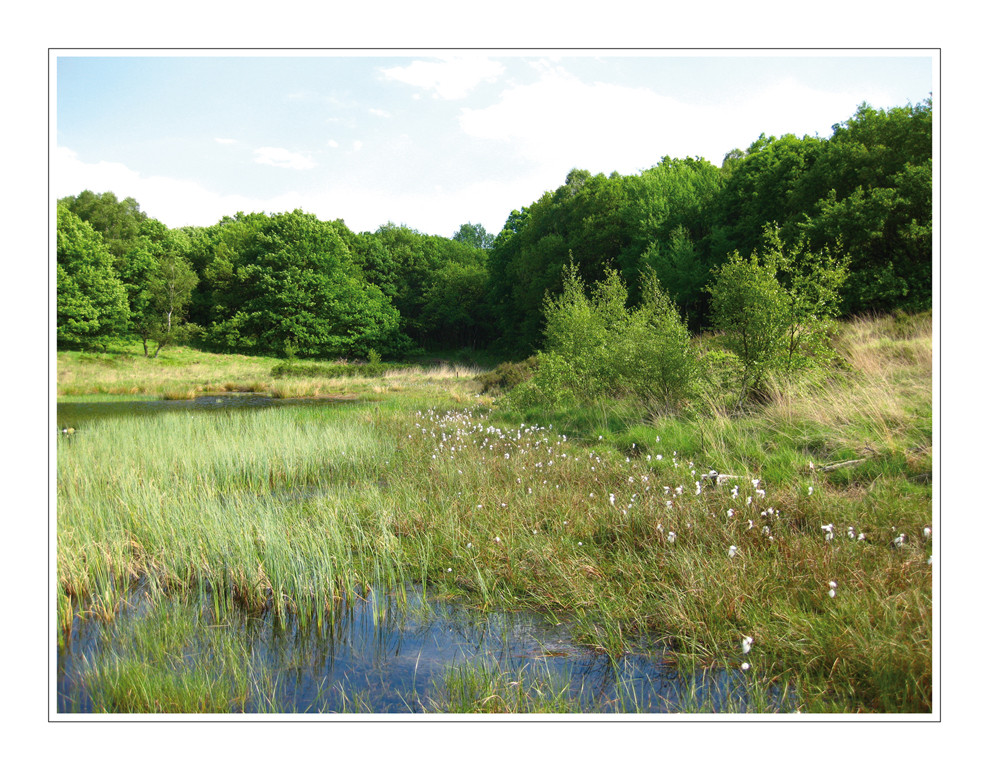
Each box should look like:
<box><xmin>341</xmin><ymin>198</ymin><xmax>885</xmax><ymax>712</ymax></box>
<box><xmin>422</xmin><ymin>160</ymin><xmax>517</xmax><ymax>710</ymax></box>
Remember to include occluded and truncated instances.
<box><xmin>57</xmin><ymin>407</ymin><xmax>407</xmax><ymax>628</ymax></box>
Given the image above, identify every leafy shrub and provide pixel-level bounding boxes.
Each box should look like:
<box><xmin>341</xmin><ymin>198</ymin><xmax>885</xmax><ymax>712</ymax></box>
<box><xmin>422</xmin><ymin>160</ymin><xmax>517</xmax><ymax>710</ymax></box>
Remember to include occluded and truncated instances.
<box><xmin>707</xmin><ymin>225</ymin><xmax>848</xmax><ymax>402</ymax></box>
<box><xmin>507</xmin><ymin>263</ymin><xmax>697</xmax><ymax>409</ymax></box>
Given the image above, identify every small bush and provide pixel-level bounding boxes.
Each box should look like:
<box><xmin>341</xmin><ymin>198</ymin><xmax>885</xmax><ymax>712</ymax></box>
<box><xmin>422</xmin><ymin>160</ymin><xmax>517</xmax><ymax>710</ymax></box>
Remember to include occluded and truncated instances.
<box><xmin>507</xmin><ymin>264</ymin><xmax>697</xmax><ymax>409</ymax></box>
<box><xmin>707</xmin><ymin>225</ymin><xmax>848</xmax><ymax>402</ymax></box>
<box><xmin>476</xmin><ymin>357</ymin><xmax>538</xmax><ymax>394</ymax></box>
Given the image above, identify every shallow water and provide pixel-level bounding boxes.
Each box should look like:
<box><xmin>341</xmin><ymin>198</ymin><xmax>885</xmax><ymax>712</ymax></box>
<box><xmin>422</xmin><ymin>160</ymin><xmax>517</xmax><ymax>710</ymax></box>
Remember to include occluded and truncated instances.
<box><xmin>57</xmin><ymin>393</ymin><xmax>354</xmax><ymax>430</ymax></box>
<box><xmin>56</xmin><ymin>585</ymin><xmax>780</xmax><ymax>714</ymax></box>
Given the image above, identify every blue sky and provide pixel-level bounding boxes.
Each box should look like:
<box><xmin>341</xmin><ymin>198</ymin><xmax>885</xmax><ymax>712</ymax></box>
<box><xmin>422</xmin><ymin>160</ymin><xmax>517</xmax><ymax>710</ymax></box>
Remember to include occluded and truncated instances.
<box><xmin>54</xmin><ymin>51</ymin><xmax>934</xmax><ymax>238</ymax></box>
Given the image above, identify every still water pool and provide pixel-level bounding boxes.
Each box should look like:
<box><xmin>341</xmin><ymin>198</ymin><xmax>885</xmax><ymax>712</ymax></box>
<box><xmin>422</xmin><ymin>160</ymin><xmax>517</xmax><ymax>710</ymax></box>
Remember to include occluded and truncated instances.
<box><xmin>57</xmin><ymin>584</ymin><xmax>781</xmax><ymax>714</ymax></box>
<box><xmin>57</xmin><ymin>393</ymin><xmax>354</xmax><ymax>429</ymax></box>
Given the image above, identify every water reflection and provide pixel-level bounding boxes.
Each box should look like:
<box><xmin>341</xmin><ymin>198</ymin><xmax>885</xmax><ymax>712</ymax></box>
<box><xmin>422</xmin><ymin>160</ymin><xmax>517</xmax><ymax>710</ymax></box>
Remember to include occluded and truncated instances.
<box><xmin>57</xmin><ymin>394</ymin><xmax>354</xmax><ymax>429</ymax></box>
<box><xmin>57</xmin><ymin>586</ymin><xmax>789</xmax><ymax>714</ymax></box>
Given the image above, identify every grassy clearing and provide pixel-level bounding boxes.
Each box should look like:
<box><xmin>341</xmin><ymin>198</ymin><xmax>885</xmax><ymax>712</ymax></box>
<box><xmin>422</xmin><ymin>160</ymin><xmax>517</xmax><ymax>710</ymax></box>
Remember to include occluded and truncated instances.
<box><xmin>57</xmin><ymin>340</ymin><xmax>491</xmax><ymax>405</ymax></box>
<box><xmin>56</xmin><ymin>314</ymin><xmax>933</xmax><ymax>713</ymax></box>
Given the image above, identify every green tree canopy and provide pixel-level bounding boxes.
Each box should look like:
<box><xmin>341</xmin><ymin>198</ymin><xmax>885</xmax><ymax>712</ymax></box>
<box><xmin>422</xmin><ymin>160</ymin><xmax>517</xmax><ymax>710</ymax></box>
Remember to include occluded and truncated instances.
<box><xmin>56</xmin><ymin>203</ymin><xmax>130</xmax><ymax>349</ymax></box>
<box><xmin>201</xmin><ymin>211</ymin><xmax>403</xmax><ymax>358</ymax></box>
<box><xmin>796</xmin><ymin>99</ymin><xmax>933</xmax><ymax>312</ymax></box>
<box><xmin>452</xmin><ymin>222</ymin><xmax>494</xmax><ymax>250</ymax></box>
<box><xmin>58</xmin><ymin>190</ymin><xmax>150</xmax><ymax>258</ymax></box>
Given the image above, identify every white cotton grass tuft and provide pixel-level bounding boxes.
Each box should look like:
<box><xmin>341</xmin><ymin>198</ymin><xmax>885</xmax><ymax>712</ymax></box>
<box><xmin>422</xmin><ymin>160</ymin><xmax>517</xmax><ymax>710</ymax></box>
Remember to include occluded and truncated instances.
<box><xmin>741</xmin><ymin>636</ymin><xmax>753</xmax><ymax>654</ymax></box>
<box><xmin>728</xmin><ymin>545</ymin><xmax>738</xmax><ymax>558</ymax></box>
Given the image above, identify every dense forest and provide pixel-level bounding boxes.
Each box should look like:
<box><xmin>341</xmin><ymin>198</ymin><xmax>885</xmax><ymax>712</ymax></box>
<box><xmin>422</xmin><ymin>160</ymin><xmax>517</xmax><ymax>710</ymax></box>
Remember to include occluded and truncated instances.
<box><xmin>57</xmin><ymin>99</ymin><xmax>932</xmax><ymax>360</ymax></box>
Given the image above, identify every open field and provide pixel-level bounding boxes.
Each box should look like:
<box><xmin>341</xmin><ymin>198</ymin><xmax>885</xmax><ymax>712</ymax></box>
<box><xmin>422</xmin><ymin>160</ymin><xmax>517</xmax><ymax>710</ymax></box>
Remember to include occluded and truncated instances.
<box><xmin>55</xmin><ymin>314</ymin><xmax>933</xmax><ymax>713</ymax></box>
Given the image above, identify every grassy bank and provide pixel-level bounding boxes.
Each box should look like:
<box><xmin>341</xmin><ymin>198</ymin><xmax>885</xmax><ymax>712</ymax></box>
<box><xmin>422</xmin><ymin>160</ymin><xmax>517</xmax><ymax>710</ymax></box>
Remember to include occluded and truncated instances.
<box><xmin>57</xmin><ymin>341</ymin><xmax>490</xmax><ymax>404</ymax></box>
<box><xmin>55</xmin><ymin>314</ymin><xmax>933</xmax><ymax>713</ymax></box>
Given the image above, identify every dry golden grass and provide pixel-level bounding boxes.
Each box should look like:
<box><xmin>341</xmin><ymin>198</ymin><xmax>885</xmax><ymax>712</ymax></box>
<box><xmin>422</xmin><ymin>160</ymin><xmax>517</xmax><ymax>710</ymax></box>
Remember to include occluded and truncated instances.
<box><xmin>57</xmin><ymin>346</ymin><xmax>282</xmax><ymax>397</ymax></box>
<box><xmin>58</xmin><ymin>345</ymin><xmax>491</xmax><ymax>403</ymax></box>
<box><xmin>759</xmin><ymin>314</ymin><xmax>932</xmax><ymax>454</ymax></box>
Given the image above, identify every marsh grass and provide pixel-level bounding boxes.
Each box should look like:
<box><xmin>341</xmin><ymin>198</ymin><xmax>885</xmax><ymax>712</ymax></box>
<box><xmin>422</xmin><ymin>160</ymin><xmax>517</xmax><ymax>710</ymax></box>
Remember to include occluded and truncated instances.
<box><xmin>428</xmin><ymin>651</ymin><xmax>800</xmax><ymax>713</ymax></box>
<box><xmin>65</xmin><ymin>594</ymin><xmax>279</xmax><ymax>713</ymax></box>
<box><xmin>429</xmin><ymin>657</ymin><xmax>580</xmax><ymax>713</ymax></box>
<box><xmin>56</xmin><ymin>314</ymin><xmax>932</xmax><ymax>713</ymax></box>
<box><xmin>57</xmin><ymin>407</ymin><xmax>407</xmax><ymax>629</ymax></box>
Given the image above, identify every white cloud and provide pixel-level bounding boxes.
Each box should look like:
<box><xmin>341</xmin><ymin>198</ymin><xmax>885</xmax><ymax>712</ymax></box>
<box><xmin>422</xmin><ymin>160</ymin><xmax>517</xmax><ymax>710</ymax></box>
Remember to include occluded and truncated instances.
<box><xmin>742</xmin><ymin>76</ymin><xmax>893</xmax><ymax>140</ymax></box>
<box><xmin>459</xmin><ymin>68</ymin><xmax>712</xmax><ymax>175</ymax></box>
<box><xmin>369</xmin><ymin>107</ymin><xmax>392</xmax><ymax>118</ymax></box>
<box><xmin>214</xmin><ymin>137</ymin><xmax>237</xmax><ymax>145</ymax></box>
<box><xmin>380</xmin><ymin>56</ymin><xmax>504</xmax><ymax>100</ymax></box>
<box><xmin>459</xmin><ymin>67</ymin><xmax>895</xmax><ymax>176</ymax></box>
<box><xmin>284</xmin><ymin>175</ymin><xmax>545</xmax><ymax>237</ymax></box>
<box><xmin>352</xmin><ymin>140</ymin><xmax>363</xmax><ymax>151</ymax></box>
<box><xmin>327</xmin><ymin>139</ymin><xmax>339</xmax><ymax>148</ymax></box>
<box><xmin>253</xmin><ymin>146</ymin><xmax>316</xmax><ymax>170</ymax></box>
<box><xmin>53</xmin><ymin>146</ymin><xmax>304</xmax><ymax>228</ymax></box>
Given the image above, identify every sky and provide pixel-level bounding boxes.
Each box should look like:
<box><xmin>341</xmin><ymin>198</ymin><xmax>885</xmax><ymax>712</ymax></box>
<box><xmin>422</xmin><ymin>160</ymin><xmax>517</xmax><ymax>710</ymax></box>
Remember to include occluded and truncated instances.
<box><xmin>52</xmin><ymin>51</ymin><xmax>935</xmax><ymax>239</ymax></box>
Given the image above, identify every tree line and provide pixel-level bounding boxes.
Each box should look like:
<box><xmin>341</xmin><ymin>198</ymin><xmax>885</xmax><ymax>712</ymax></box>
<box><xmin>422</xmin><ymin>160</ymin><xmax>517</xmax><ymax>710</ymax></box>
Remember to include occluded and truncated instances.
<box><xmin>57</xmin><ymin>98</ymin><xmax>931</xmax><ymax>360</ymax></box>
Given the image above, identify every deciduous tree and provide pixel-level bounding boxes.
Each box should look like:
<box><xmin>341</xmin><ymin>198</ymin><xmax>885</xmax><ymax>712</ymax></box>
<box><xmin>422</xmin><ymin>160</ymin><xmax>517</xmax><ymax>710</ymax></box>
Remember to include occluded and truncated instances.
<box><xmin>56</xmin><ymin>204</ymin><xmax>130</xmax><ymax>350</ymax></box>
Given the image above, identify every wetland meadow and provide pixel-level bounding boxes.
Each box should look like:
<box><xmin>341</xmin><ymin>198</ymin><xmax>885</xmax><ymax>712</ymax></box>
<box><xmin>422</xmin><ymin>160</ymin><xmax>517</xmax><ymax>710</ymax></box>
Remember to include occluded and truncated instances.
<box><xmin>53</xmin><ymin>314</ymin><xmax>934</xmax><ymax>715</ymax></box>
